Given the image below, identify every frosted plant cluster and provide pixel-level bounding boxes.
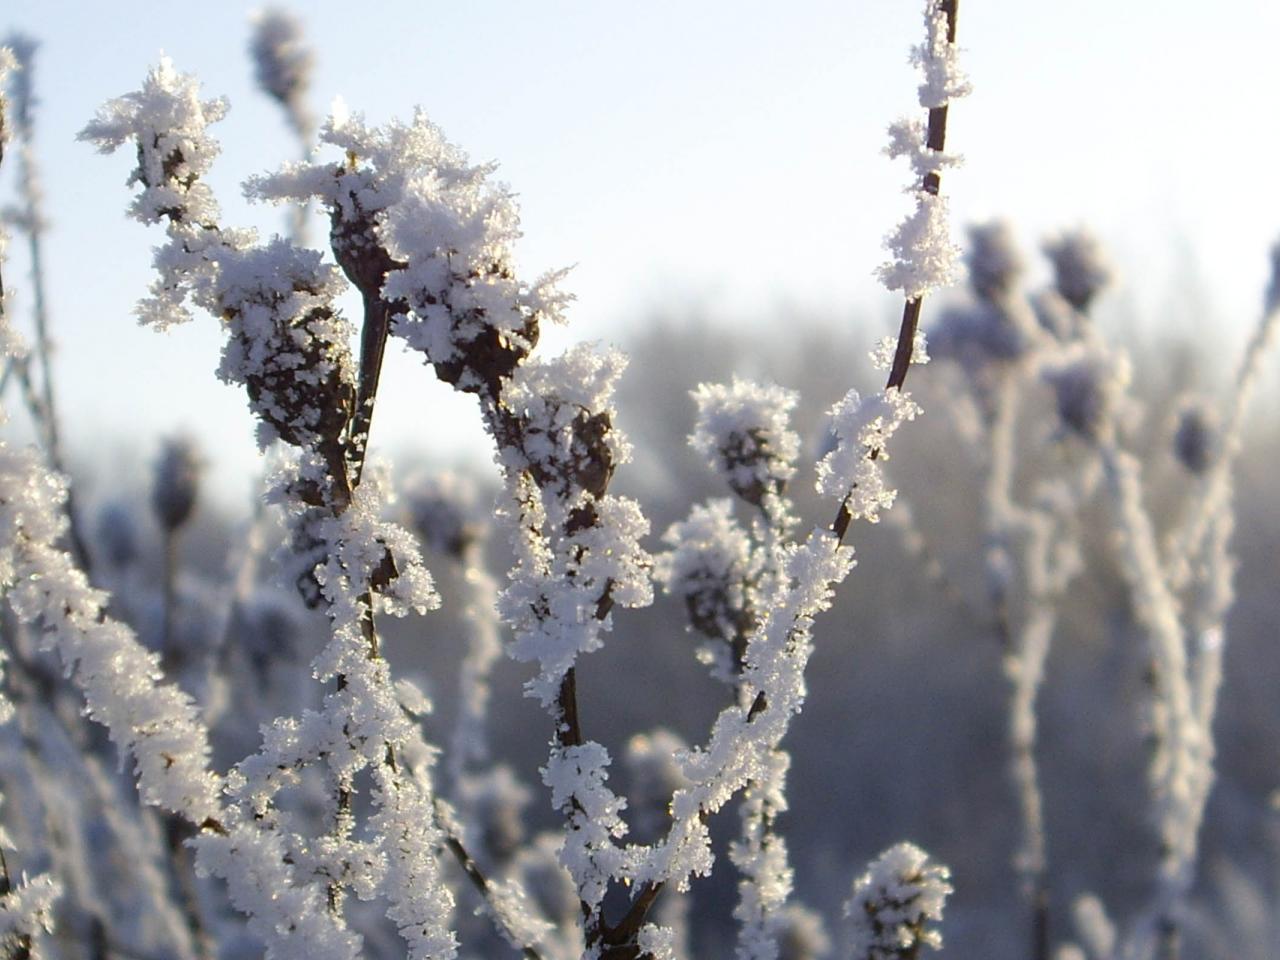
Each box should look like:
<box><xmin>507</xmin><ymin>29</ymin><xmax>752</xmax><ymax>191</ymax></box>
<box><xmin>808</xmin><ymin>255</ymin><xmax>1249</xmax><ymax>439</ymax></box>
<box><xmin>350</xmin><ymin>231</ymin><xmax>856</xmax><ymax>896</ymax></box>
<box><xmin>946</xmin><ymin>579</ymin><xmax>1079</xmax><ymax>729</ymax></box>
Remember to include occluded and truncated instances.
<box><xmin>65</xmin><ymin>4</ymin><xmax>962</xmax><ymax>957</ymax></box>
<box><xmin>843</xmin><ymin>843</ymin><xmax>951</xmax><ymax>960</ymax></box>
<box><xmin>56</xmin><ymin>3</ymin><xmax>1280</xmax><ymax>958</ymax></box>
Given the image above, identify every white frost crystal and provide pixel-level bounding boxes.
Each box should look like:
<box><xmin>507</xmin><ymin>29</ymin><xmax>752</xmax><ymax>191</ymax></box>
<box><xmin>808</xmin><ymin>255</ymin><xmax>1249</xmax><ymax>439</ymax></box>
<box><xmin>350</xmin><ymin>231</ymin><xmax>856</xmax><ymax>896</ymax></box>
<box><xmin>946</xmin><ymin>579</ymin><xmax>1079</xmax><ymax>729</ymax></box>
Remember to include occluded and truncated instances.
<box><xmin>912</xmin><ymin>0</ymin><xmax>970</xmax><ymax>110</ymax></box>
<box><xmin>816</xmin><ymin>388</ymin><xmax>921</xmax><ymax>521</ymax></box>
<box><xmin>878</xmin><ymin>190</ymin><xmax>959</xmax><ymax>301</ymax></box>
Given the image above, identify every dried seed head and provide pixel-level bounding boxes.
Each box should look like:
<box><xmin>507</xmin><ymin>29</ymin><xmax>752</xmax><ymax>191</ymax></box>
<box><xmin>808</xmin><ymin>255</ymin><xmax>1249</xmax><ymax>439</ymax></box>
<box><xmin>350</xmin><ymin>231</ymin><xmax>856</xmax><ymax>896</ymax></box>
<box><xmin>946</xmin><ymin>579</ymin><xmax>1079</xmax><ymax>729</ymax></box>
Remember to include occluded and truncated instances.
<box><xmin>964</xmin><ymin>220</ymin><xmax>1024</xmax><ymax>302</ymax></box>
<box><xmin>216</xmin><ymin>240</ymin><xmax>356</xmax><ymax>455</ymax></box>
<box><xmin>655</xmin><ymin>499</ymin><xmax>758</xmax><ymax>675</ymax></box>
<box><xmin>1044</xmin><ymin>229</ymin><xmax>1114</xmax><ymax>313</ymax></box>
<box><xmin>151</xmin><ymin>436</ymin><xmax>202</xmax><ymax>532</ymax></box>
<box><xmin>497</xmin><ymin>346</ymin><xmax>630</xmax><ymax>503</ymax></box>
<box><xmin>78</xmin><ymin>58</ymin><xmax>227</xmax><ymax>229</ymax></box>
<box><xmin>404</xmin><ymin>472</ymin><xmax>487</xmax><ymax>560</ymax></box>
<box><xmin>1172</xmin><ymin>398</ymin><xmax>1217</xmax><ymax>475</ymax></box>
<box><xmin>249</xmin><ymin>9</ymin><xmax>313</xmax><ymax>138</ymax></box>
<box><xmin>425</xmin><ymin>294</ymin><xmax>540</xmax><ymax>400</ymax></box>
<box><xmin>690</xmin><ymin>378</ymin><xmax>800</xmax><ymax>507</ymax></box>
<box><xmin>1041</xmin><ymin>346</ymin><xmax>1129</xmax><ymax>442</ymax></box>
<box><xmin>930</xmin><ymin>296</ymin><xmax>1039</xmax><ymax>369</ymax></box>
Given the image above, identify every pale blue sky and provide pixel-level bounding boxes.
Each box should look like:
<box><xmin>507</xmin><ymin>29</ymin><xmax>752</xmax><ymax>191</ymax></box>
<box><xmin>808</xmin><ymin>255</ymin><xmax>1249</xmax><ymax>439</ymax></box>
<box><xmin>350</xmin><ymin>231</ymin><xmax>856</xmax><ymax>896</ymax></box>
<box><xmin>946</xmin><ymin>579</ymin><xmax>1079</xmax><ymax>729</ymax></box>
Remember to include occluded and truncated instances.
<box><xmin>3</xmin><ymin>1</ymin><xmax>1278</xmax><ymax>510</ymax></box>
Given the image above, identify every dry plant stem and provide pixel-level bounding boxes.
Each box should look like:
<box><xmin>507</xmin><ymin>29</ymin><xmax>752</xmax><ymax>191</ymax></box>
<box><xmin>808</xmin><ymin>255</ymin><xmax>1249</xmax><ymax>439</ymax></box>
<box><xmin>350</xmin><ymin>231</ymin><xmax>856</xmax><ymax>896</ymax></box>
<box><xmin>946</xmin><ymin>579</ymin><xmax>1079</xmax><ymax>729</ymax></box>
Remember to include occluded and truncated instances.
<box><xmin>627</xmin><ymin>0</ymin><xmax>963</xmax><ymax>915</ymax></box>
<box><xmin>622</xmin><ymin>5</ymin><xmax>965</xmax><ymax>945</ymax></box>
<box><xmin>889</xmin><ymin>494</ymin><xmax>989</xmax><ymax>630</ymax></box>
<box><xmin>347</xmin><ymin>292</ymin><xmax>391</xmax><ymax>486</ymax></box>
<box><xmin>13</xmin><ymin>122</ymin><xmax>92</xmax><ymax>575</ymax></box>
<box><xmin>883</xmin><ymin>0</ymin><xmax>956</xmax><ymax>398</ymax></box>
<box><xmin>983</xmin><ymin>376</ymin><xmax>1051</xmax><ymax>958</ymax></box>
<box><xmin>842</xmin><ymin>0</ymin><xmax>956</xmax><ymax>524</ymax></box>
<box><xmin>434</xmin><ymin>813</ymin><xmax>544</xmax><ymax>960</ymax></box>
<box><xmin>154</xmin><ymin>528</ymin><xmax>213</xmax><ymax>960</ymax></box>
<box><xmin>8</xmin><ymin>627</ymin><xmax>197</xmax><ymax>960</ymax></box>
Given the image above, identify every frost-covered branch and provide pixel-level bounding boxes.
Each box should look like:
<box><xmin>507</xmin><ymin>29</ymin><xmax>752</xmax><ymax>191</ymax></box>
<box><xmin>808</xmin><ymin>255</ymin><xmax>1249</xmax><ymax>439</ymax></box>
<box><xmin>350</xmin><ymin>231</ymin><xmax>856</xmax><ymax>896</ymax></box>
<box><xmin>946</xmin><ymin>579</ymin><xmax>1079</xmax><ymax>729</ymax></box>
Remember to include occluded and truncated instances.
<box><xmin>877</xmin><ymin>0</ymin><xmax>967</xmax><ymax>393</ymax></box>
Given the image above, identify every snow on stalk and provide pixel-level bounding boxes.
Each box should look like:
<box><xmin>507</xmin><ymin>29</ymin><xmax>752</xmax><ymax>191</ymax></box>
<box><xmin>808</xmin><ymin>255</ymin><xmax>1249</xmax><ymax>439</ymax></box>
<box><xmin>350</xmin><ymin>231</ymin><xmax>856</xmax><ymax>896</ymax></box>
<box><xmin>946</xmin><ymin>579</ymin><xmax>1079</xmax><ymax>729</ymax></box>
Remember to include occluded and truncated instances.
<box><xmin>634</xmin><ymin>0</ymin><xmax>964</xmax><ymax>933</ymax></box>
<box><xmin>1096</xmin><ymin>440</ymin><xmax>1209</xmax><ymax>959</ymax></box>
<box><xmin>1162</xmin><ymin>242</ymin><xmax>1280</xmax><ymax>593</ymax></box>
<box><xmin>0</xmin><ymin>49</ymin><xmax>63</xmax><ymax>957</ymax></box>
<box><xmin>81</xmin><ymin>59</ymin><xmax>462</xmax><ymax>960</ymax></box>
<box><xmin>681</xmin><ymin>379</ymin><xmax>806</xmax><ymax>958</ymax></box>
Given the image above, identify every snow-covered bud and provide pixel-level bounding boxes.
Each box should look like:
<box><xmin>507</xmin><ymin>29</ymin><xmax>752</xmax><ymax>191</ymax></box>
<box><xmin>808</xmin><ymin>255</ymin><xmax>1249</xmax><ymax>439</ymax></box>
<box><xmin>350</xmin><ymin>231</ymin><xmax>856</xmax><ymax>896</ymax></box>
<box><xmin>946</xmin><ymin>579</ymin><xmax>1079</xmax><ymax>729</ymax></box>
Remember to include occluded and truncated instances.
<box><xmin>498</xmin><ymin>346</ymin><xmax>630</xmax><ymax>502</ymax></box>
<box><xmin>249</xmin><ymin>9</ymin><xmax>313</xmax><ymax>139</ymax></box>
<box><xmin>930</xmin><ymin>297</ymin><xmax>1039</xmax><ymax>369</ymax></box>
<box><xmin>624</xmin><ymin>729</ymin><xmax>692</xmax><ymax>838</ymax></box>
<box><xmin>404</xmin><ymin>472</ymin><xmax>487</xmax><ymax>560</ymax></box>
<box><xmin>151</xmin><ymin>436</ymin><xmax>202</xmax><ymax>532</ymax></box>
<box><xmin>777</xmin><ymin>904</ymin><xmax>831</xmax><ymax>960</ymax></box>
<box><xmin>78</xmin><ymin>58</ymin><xmax>227</xmax><ymax>228</ymax></box>
<box><xmin>216</xmin><ymin>239</ymin><xmax>356</xmax><ymax>455</ymax></box>
<box><xmin>1043</xmin><ymin>229</ymin><xmax>1114</xmax><ymax>313</ymax></box>
<box><xmin>2</xmin><ymin>34</ymin><xmax>36</xmax><ymax>141</ymax></box>
<box><xmin>96</xmin><ymin>502</ymin><xmax>139</xmax><ymax>569</ymax></box>
<box><xmin>1031</xmin><ymin>289</ymin><xmax>1086</xmax><ymax>343</ymax></box>
<box><xmin>690</xmin><ymin>378</ymin><xmax>800</xmax><ymax>506</ymax></box>
<box><xmin>1041</xmin><ymin>345</ymin><xmax>1129</xmax><ymax>442</ymax></box>
<box><xmin>248</xmin><ymin>110</ymin><xmax>570</xmax><ymax>398</ymax></box>
<box><xmin>1172</xmin><ymin>398</ymin><xmax>1218</xmax><ymax>475</ymax></box>
<box><xmin>655</xmin><ymin>499</ymin><xmax>758</xmax><ymax>674</ymax></box>
<box><xmin>964</xmin><ymin>220</ymin><xmax>1024</xmax><ymax>302</ymax></box>
<box><xmin>844</xmin><ymin>843</ymin><xmax>951</xmax><ymax>960</ymax></box>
